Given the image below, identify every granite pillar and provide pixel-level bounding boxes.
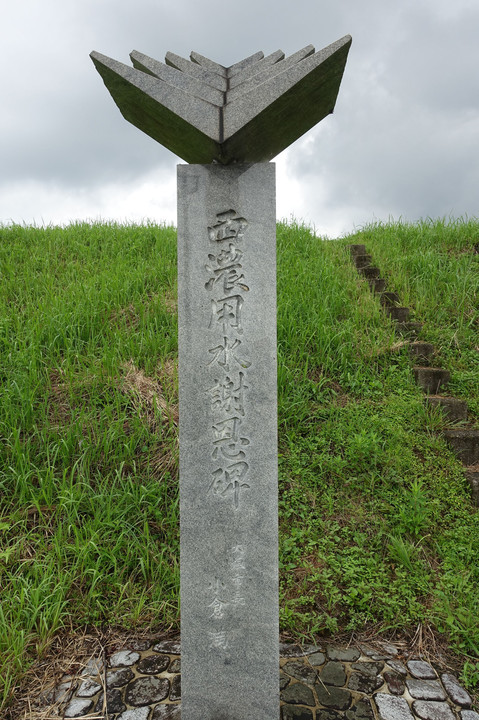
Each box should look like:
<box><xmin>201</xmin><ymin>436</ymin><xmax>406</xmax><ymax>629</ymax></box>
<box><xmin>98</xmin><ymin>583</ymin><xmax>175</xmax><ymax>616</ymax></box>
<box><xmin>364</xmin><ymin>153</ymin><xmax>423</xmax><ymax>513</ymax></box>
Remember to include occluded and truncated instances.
<box><xmin>177</xmin><ymin>163</ymin><xmax>279</xmax><ymax>720</ymax></box>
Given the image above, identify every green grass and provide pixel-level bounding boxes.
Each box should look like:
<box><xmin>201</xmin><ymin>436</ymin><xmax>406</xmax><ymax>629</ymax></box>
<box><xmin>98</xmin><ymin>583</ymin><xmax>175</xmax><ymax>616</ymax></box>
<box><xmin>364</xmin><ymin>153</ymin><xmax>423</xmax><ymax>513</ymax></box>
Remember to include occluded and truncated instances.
<box><xmin>1</xmin><ymin>218</ymin><xmax>478</xmax><ymax>709</ymax></box>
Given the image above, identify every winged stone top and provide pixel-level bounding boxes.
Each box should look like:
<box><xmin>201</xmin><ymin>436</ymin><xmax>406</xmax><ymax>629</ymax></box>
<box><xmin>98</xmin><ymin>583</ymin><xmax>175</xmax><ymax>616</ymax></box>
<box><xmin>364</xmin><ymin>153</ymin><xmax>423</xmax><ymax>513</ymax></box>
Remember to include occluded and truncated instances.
<box><xmin>90</xmin><ymin>37</ymin><xmax>351</xmax><ymax>165</ymax></box>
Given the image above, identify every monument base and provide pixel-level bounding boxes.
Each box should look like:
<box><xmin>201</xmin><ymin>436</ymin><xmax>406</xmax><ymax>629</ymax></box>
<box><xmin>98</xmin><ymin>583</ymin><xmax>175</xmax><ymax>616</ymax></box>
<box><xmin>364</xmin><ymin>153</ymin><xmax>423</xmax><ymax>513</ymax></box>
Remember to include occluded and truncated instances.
<box><xmin>177</xmin><ymin>163</ymin><xmax>279</xmax><ymax>720</ymax></box>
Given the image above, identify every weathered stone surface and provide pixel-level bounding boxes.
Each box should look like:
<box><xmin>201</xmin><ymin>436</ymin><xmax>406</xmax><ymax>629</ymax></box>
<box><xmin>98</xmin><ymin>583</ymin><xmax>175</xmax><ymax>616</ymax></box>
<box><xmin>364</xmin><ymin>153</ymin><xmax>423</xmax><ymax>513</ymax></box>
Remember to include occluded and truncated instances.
<box><xmin>128</xmin><ymin>639</ymin><xmax>153</xmax><ymax>651</ymax></box>
<box><xmin>178</xmin><ymin>164</ymin><xmax>279</xmax><ymax>720</ymax></box>
<box><xmin>280</xmin><ymin>672</ymin><xmax>291</xmax><ymax>690</ymax></box>
<box><xmin>107</xmin><ymin>667</ymin><xmax>135</xmax><ymax>688</ymax></box>
<box><xmin>374</xmin><ymin>693</ymin><xmax>415</xmax><ymax>720</ymax></box>
<box><xmin>109</xmin><ymin>650</ymin><xmax>141</xmax><ymax>667</ymax></box>
<box><xmin>280</xmin><ymin>644</ymin><xmax>304</xmax><ymax>658</ymax></box>
<box><xmin>52</xmin><ymin>679</ymin><xmax>74</xmax><ymax>703</ymax></box>
<box><xmin>442</xmin><ymin>430</ymin><xmax>479</xmax><ymax>466</ymax></box>
<box><xmin>359</xmin><ymin>266</ymin><xmax>381</xmax><ymax>279</ymax></box>
<box><xmin>137</xmin><ymin>654</ymin><xmax>170</xmax><ymax>674</ymax></box>
<box><xmin>125</xmin><ymin>677</ymin><xmax>170</xmax><ymax>706</ymax></box>
<box><xmin>64</xmin><ymin>697</ymin><xmax>94</xmax><ymax>717</ymax></box>
<box><xmin>170</xmin><ymin>675</ymin><xmax>181</xmax><ymax>701</ymax></box>
<box><xmin>317</xmin><ymin>711</ymin><xmax>343</xmax><ymax>720</ymax></box>
<box><xmin>348</xmin><ymin>671</ymin><xmax>383</xmax><ymax>694</ymax></box>
<box><xmin>406</xmin><ymin>678</ymin><xmax>446</xmax><ymax>701</ymax></box>
<box><xmin>346</xmin><ymin>699</ymin><xmax>375</xmax><ymax>720</ymax></box>
<box><xmin>377</xmin><ymin>641</ymin><xmax>399</xmax><ymax>656</ymax></box>
<box><xmin>413</xmin><ymin>701</ymin><xmax>455</xmax><ymax>720</ymax></box>
<box><xmin>153</xmin><ymin>640</ymin><xmax>181</xmax><ymax>655</ymax></box>
<box><xmin>91</xmin><ymin>38</ymin><xmax>352</xmax><ymax>164</ymax></box>
<box><xmin>359</xmin><ymin>645</ymin><xmax>379</xmax><ymax>657</ymax></box>
<box><xmin>281</xmin><ymin>682</ymin><xmax>315</xmax><ymax>706</ymax></box>
<box><xmin>117</xmin><ymin>708</ymin><xmax>151</xmax><ymax>720</ymax></box>
<box><xmin>228</xmin><ymin>46</ymin><xmax>311</xmax><ymax>96</ymax></box>
<box><xmin>81</xmin><ymin>656</ymin><xmax>103</xmax><ymax>676</ymax></box>
<box><xmin>385</xmin><ymin>306</ymin><xmax>410</xmax><ymax>322</ymax></box>
<box><xmin>95</xmin><ymin>688</ymin><xmax>126</xmax><ymax>714</ymax></box>
<box><xmin>169</xmin><ymin>658</ymin><xmax>181</xmax><ymax>673</ymax></box>
<box><xmin>441</xmin><ymin>673</ymin><xmax>472</xmax><ymax>707</ymax></box>
<box><xmin>414</xmin><ymin>368</ymin><xmax>450</xmax><ymax>394</ymax></box>
<box><xmin>309</xmin><ymin>651</ymin><xmax>326</xmax><ymax>666</ymax></box>
<box><xmin>425</xmin><ymin>396</ymin><xmax>468</xmax><ymax>422</ymax></box>
<box><xmin>354</xmin><ymin>254</ymin><xmax>373</xmax><ymax>269</ymax></box>
<box><xmin>131</xmin><ymin>49</ymin><xmax>225</xmax><ymax>106</ymax></box>
<box><xmin>282</xmin><ymin>705</ymin><xmax>314</xmax><ymax>720</ymax></box>
<box><xmin>327</xmin><ymin>646</ymin><xmax>360</xmax><ymax>662</ymax></box>
<box><xmin>379</xmin><ymin>292</ymin><xmax>401</xmax><ymax>307</ymax></box>
<box><xmin>386</xmin><ymin>660</ymin><xmax>407</xmax><ymax>676</ymax></box>
<box><xmin>369</xmin><ymin>278</ymin><xmax>387</xmax><ymax>293</ymax></box>
<box><xmin>352</xmin><ymin>662</ymin><xmax>384</xmax><ymax>677</ymax></box>
<box><xmin>283</xmin><ymin>660</ymin><xmax>319</xmax><ymax>684</ymax></box>
<box><xmin>407</xmin><ymin>342</ymin><xmax>435</xmax><ymax>364</ymax></box>
<box><xmin>280</xmin><ymin>643</ymin><xmax>320</xmax><ymax>657</ymax></box>
<box><xmin>407</xmin><ymin>661</ymin><xmax>437</xmax><ymax>679</ymax></box>
<box><xmin>152</xmin><ymin>704</ymin><xmax>182</xmax><ymax>720</ymax></box>
<box><xmin>315</xmin><ymin>684</ymin><xmax>351</xmax><ymax>710</ymax></box>
<box><xmin>76</xmin><ymin>678</ymin><xmax>101</xmax><ymax>698</ymax></box>
<box><xmin>321</xmin><ymin>661</ymin><xmax>347</xmax><ymax>686</ymax></box>
<box><xmin>461</xmin><ymin>712</ymin><xmax>479</xmax><ymax>720</ymax></box>
<box><xmin>383</xmin><ymin>671</ymin><xmax>405</xmax><ymax>695</ymax></box>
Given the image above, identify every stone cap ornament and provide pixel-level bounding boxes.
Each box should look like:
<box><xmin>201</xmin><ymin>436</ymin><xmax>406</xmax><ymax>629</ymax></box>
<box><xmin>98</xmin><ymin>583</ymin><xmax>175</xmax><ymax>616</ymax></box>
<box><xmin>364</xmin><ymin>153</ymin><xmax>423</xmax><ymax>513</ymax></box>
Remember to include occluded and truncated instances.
<box><xmin>90</xmin><ymin>36</ymin><xmax>352</xmax><ymax>164</ymax></box>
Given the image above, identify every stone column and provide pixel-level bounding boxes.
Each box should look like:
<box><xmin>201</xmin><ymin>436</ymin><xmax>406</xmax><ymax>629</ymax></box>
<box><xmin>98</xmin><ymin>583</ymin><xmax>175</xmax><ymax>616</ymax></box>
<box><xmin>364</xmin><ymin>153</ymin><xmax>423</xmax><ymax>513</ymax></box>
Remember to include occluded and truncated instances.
<box><xmin>177</xmin><ymin>163</ymin><xmax>279</xmax><ymax>720</ymax></box>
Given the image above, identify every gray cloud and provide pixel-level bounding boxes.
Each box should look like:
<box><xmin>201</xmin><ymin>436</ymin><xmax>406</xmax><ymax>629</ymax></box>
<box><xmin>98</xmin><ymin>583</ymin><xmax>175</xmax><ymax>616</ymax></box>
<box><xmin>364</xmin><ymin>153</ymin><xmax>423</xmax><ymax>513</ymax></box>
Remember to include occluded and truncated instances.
<box><xmin>1</xmin><ymin>0</ymin><xmax>478</xmax><ymax>233</ymax></box>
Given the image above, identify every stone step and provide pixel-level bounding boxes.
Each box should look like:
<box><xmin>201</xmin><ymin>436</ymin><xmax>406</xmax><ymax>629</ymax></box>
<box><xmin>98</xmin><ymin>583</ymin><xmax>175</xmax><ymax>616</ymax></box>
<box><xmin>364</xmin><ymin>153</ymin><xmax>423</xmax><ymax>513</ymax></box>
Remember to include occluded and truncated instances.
<box><xmin>389</xmin><ymin>341</ymin><xmax>434</xmax><ymax>365</ymax></box>
<box><xmin>413</xmin><ymin>367</ymin><xmax>450</xmax><ymax>393</ymax></box>
<box><xmin>425</xmin><ymin>396</ymin><xmax>468</xmax><ymax>422</ymax></box>
<box><xmin>359</xmin><ymin>265</ymin><xmax>380</xmax><ymax>279</ymax></box>
<box><xmin>465</xmin><ymin>466</ymin><xmax>479</xmax><ymax>506</ymax></box>
<box><xmin>395</xmin><ymin>322</ymin><xmax>422</xmax><ymax>337</ymax></box>
<box><xmin>349</xmin><ymin>244</ymin><xmax>367</xmax><ymax>256</ymax></box>
<box><xmin>379</xmin><ymin>291</ymin><xmax>401</xmax><ymax>307</ymax></box>
<box><xmin>354</xmin><ymin>253</ymin><xmax>372</xmax><ymax>269</ymax></box>
<box><xmin>407</xmin><ymin>341</ymin><xmax>435</xmax><ymax>364</ymax></box>
<box><xmin>385</xmin><ymin>306</ymin><xmax>411</xmax><ymax>323</ymax></box>
<box><xmin>368</xmin><ymin>277</ymin><xmax>387</xmax><ymax>294</ymax></box>
<box><xmin>443</xmin><ymin>429</ymin><xmax>479</xmax><ymax>466</ymax></box>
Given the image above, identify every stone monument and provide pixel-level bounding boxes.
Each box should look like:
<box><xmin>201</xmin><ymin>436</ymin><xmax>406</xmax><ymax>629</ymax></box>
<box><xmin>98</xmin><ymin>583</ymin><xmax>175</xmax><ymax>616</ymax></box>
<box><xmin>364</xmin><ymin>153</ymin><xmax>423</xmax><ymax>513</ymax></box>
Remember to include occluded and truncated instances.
<box><xmin>91</xmin><ymin>37</ymin><xmax>351</xmax><ymax>720</ymax></box>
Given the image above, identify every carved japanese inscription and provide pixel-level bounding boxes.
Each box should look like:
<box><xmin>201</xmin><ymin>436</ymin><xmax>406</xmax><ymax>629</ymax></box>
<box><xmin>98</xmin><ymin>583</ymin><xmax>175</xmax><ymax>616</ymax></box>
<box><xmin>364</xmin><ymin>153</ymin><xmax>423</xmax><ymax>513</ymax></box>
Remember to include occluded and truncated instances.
<box><xmin>206</xmin><ymin>210</ymin><xmax>251</xmax><ymax>511</ymax></box>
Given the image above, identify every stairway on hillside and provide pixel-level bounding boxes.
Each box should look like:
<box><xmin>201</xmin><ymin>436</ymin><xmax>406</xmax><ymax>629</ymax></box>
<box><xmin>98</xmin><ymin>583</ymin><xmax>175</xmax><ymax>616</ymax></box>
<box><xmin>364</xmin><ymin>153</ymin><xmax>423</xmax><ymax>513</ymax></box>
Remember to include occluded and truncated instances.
<box><xmin>349</xmin><ymin>244</ymin><xmax>479</xmax><ymax>507</ymax></box>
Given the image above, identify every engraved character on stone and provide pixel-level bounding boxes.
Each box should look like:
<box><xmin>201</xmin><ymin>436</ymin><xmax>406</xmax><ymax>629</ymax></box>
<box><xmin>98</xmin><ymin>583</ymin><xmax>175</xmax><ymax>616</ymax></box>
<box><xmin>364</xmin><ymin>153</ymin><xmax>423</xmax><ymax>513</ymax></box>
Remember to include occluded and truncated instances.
<box><xmin>210</xmin><ymin>461</ymin><xmax>250</xmax><ymax>509</ymax></box>
<box><xmin>208</xmin><ymin>337</ymin><xmax>251</xmax><ymax>372</ymax></box>
<box><xmin>210</xmin><ymin>295</ymin><xmax>244</xmax><ymax>335</ymax></box>
<box><xmin>205</xmin><ymin>244</ymin><xmax>249</xmax><ymax>293</ymax></box>
<box><xmin>209</xmin><ymin>596</ymin><xmax>229</xmax><ymax>620</ymax></box>
<box><xmin>208</xmin><ymin>210</ymin><xmax>248</xmax><ymax>243</ymax></box>
<box><xmin>207</xmin><ymin>372</ymin><xmax>248</xmax><ymax>416</ymax></box>
<box><xmin>231</xmin><ymin>576</ymin><xmax>246</xmax><ymax>606</ymax></box>
<box><xmin>211</xmin><ymin>417</ymin><xmax>250</xmax><ymax>460</ymax></box>
<box><xmin>208</xmin><ymin>631</ymin><xmax>229</xmax><ymax>651</ymax></box>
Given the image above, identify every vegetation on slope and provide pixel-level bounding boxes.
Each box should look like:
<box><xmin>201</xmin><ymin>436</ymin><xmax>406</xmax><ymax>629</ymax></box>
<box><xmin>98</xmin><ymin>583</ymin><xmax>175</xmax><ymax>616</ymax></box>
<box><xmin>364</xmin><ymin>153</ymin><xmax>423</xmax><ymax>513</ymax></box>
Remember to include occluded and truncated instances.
<box><xmin>0</xmin><ymin>218</ymin><xmax>478</xmax><ymax>710</ymax></box>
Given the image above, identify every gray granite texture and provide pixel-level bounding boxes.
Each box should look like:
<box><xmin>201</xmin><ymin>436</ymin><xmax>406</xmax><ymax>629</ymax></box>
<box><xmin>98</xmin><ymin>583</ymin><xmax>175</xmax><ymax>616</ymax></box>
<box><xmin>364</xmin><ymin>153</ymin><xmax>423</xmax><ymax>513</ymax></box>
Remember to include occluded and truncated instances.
<box><xmin>90</xmin><ymin>37</ymin><xmax>351</xmax><ymax>163</ymax></box>
<box><xmin>44</xmin><ymin>639</ymin><xmax>476</xmax><ymax>720</ymax></box>
<box><xmin>177</xmin><ymin>163</ymin><xmax>278</xmax><ymax>720</ymax></box>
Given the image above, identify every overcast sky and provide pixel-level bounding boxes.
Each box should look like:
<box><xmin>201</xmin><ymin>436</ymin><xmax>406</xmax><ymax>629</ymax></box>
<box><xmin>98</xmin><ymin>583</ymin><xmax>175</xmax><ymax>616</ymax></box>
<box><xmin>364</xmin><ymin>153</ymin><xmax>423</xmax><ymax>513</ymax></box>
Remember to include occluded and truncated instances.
<box><xmin>1</xmin><ymin>0</ymin><xmax>478</xmax><ymax>237</ymax></box>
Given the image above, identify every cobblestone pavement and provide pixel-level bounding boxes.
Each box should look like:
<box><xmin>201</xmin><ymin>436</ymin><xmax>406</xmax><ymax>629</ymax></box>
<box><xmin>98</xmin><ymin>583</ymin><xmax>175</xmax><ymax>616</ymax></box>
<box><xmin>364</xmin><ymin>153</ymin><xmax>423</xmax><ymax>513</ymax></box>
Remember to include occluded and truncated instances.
<box><xmin>42</xmin><ymin>639</ymin><xmax>478</xmax><ymax>720</ymax></box>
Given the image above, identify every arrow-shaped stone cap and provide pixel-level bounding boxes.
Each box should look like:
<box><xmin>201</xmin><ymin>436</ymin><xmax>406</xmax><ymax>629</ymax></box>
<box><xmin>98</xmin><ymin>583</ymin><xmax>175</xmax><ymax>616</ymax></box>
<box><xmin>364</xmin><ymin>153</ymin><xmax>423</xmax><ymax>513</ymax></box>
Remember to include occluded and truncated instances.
<box><xmin>90</xmin><ymin>36</ymin><xmax>351</xmax><ymax>164</ymax></box>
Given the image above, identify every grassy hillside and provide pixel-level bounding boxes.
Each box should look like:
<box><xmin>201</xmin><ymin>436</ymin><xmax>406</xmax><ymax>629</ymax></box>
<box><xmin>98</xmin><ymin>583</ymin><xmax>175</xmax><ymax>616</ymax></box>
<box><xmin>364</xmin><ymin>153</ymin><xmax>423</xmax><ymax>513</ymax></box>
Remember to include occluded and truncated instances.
<box><xmin>0</xmin><ymin>219</ymin><xmax>478</xmax><ymax>709</ymax></box>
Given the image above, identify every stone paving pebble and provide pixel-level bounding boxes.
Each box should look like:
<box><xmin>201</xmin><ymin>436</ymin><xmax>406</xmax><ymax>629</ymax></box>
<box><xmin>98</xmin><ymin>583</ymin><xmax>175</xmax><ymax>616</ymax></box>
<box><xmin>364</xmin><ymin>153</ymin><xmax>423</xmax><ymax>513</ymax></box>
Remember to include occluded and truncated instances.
<box><xmin>49</xmin><ymin>639</ymin><xmax>477</xmax><ymax>719</ymax></box>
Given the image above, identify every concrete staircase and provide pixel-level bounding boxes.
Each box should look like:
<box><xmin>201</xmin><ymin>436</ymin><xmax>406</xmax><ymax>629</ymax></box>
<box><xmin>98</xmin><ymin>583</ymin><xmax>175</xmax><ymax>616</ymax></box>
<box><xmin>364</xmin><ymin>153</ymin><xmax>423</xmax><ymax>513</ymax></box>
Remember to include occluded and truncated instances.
<box><xmin>349</xmin><ymin>244</ymin><xmax>479</xmax><ymax>507</ymax></box>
